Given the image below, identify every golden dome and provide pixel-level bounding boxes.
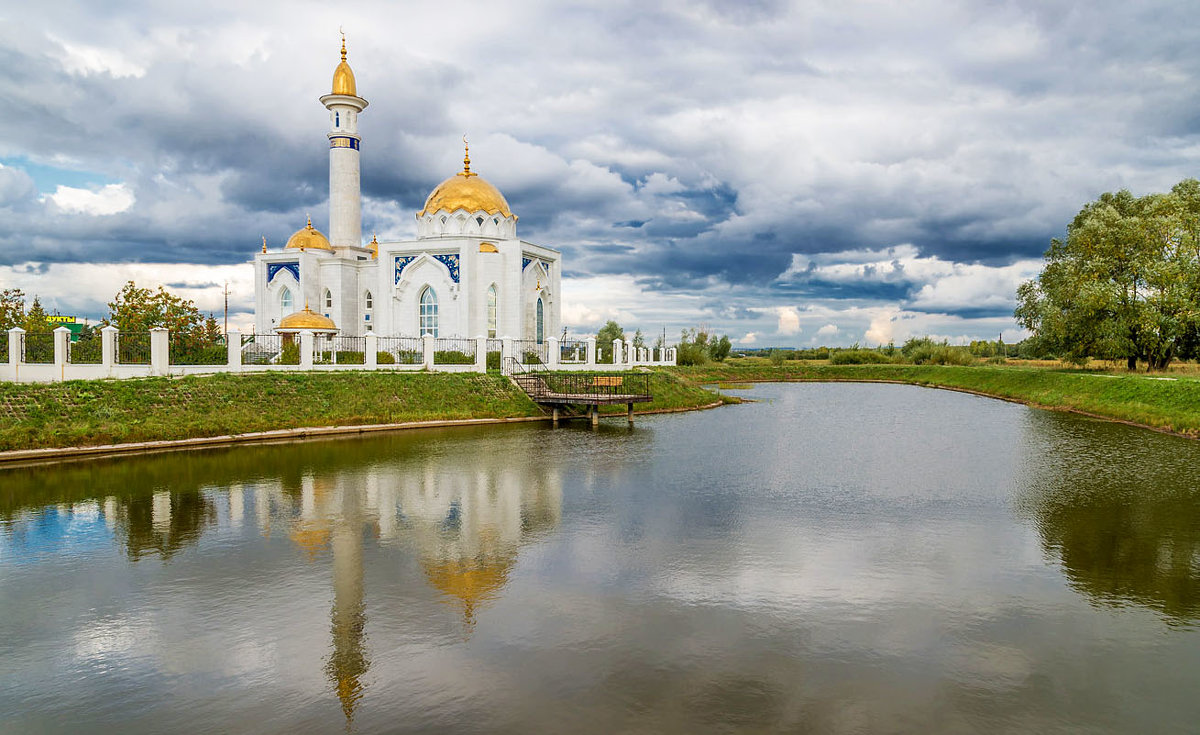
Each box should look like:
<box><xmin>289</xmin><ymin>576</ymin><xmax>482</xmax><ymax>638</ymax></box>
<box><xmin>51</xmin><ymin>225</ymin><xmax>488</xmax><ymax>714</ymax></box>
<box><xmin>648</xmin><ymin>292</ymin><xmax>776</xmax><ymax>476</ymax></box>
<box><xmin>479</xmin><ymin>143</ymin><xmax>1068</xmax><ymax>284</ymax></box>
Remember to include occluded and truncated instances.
<box><xmin>423</xmin><ymin>557</ymin><xmax>514</xmax><ymax>625</ymax></box>
<box><xmin>418</xmin><ymin>140</ymin><xmax>513</xmax><ymax>218</ymax></box>
<box><xmin>285</xmin><ymin>216</ymin><xmax>333</xmax><ymax>252</ymax></box>
<box><xmin>332</xmin><ymin>32</ymin><xmax>357</xmax><ymax>96</ymax></box>
<box><xmin>278</xmin><ymin>305</ymin><xmax>338</xmax><ymax>332</ymax></box>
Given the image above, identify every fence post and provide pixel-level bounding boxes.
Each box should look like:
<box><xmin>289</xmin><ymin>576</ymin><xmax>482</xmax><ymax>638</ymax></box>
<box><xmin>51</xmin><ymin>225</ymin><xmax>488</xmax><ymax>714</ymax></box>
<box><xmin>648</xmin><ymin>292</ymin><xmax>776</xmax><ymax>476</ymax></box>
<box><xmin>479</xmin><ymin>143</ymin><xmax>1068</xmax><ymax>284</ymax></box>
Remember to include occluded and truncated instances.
<box><xmin>101</xmin><ymin>325</ymin><xmax>118</xmax><ymax>373</ymax></box>
<box><xmin>501</xmin><ymin>336</ymin><xmax>513</xmax><ymax>368</ymax></box>
<box><xmin>547</xmin><ymin>336</ymin><xmax>560</xmax><ymax>369</ymax></box>
<box><xmin>586</xmin><ymin>336</ymin><xmax>596</xmax><ymax>369</ymax></box>
<box><xmin>227</xmin><ymin>329</ymin><xmax>242</xmax><ymax>371</ymax></box>
<box><xmin>422</xmin><ymin>334</ymin><xmax>435</xmax><ymax>370</ymax></box>
<box><xmin>299</xmin><ymin>330</ymin><xmax>314</xmax><ymax>369</ymax></box>
<box><xmin>474</xmin><ymin>335</ymin><xmax>487</xmax><ymax>373</ymax></box>
<box><xmin>9</xmin><ymin>327</ymin><xmax>24</xmax><ymax>381</ymax></box>
<box><xmin>365</xmin><ymin>333</ymin><xmax>378</xmax><ymax>369</ymax></box>
<box><xmin>612</xmin><ymin>338</ymin><xmax>624</xmax><ymax>368</ymax></box>
<box><xmin>54</xmin><ymin>326</ymin><xmax>71</xmax><ymax>379</ymax></box>
<box><xmin>151</xmin><ymin>327</ymin><xmax>169</xmax><ymax>375</ymax></box>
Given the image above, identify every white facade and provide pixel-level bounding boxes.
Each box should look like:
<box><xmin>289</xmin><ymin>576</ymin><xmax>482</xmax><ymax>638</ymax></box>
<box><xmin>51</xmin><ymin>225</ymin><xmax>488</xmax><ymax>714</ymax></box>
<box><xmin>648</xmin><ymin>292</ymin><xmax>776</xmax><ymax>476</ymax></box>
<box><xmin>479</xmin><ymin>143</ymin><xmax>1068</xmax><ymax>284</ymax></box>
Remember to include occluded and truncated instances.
<box><xmin>252</xmin><ymin>44</ymin><xmax>561</xmax><ymax>343</ymax></box>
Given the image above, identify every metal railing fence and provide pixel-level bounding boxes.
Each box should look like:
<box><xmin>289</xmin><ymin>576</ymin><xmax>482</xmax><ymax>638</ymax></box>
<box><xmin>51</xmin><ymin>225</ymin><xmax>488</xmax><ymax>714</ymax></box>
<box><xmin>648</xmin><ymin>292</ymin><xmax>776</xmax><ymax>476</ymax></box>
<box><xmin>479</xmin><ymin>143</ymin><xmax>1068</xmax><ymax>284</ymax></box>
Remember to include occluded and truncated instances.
<box><xmin>69</xmin><ymin>333</ymin><xmax>104</xmax><ymax>364</ymax></box>
<box><xmin>316</xmin><ymin>336</ymin><xmax>367</xmax><ymax>365</ymax></box>
<box><xmin>434</xmin><ymin>337</ymin><xmax>476</xmax><ymax>365</ymax></box>
<box><xmin>241</xmin><ymin>334</ymin><xmax>286</xmax><ymax>365</ymax></box>
<box><xmin>559</xmin><ymin>339</ymin><xmax>587</xmax><ymax>364</ymax></box>
<box><xmin>513</xmin><ymin>339</ymin><xmax>547</xmax><ymax>366</ymax></box>
<box><xmin>376</xmin><ymin>336</ymin><xmax>422</xmax><ymax>365</ymax></box>
<box><xmin>511</xmin><ymin>369</ymin><xmax>651</xmax><ymax>401</ymax></box>
<box><xmin>24</xmin><ymin>333</ymin><xmax>55</xmax><ymax>364</ymax></box>
<box><xmin>486</xmin><ymin>338</ymin><xmax>503</xmax><ymax>371</ymax></box>
<box><xmin>0</xmin><ymin>332</ymin><xmax>7</xmax><ymax>363</ymax></box>
<box><xmin>116</xmin><ymin>332</ymin><xmax>151</xmax><ymax>365</ymax></box>
<box><xmin>170</xmin><ymin>334</ymin><xmax>227</xmax><ymax>365</ymax></box>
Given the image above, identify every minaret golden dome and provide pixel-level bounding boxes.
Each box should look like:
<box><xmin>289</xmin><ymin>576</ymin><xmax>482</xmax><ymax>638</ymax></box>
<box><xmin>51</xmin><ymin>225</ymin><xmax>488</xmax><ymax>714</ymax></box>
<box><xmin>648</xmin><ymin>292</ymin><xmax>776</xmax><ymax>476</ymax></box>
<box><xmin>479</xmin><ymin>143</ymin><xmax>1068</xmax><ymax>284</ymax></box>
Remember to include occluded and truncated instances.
<box><xmin>285</xmin><ymin>215</ymin><xmax>333</xmax><ymax>252</ymax></box>
<box><xmin>418</xmin><ymin>138</ymin><xmax>514</xmax><ymax>218</ymax></box>
<box><xmin>331</xmin><ymin>31</ymin><xmax>357</xmax><ymax>96</ymax></box>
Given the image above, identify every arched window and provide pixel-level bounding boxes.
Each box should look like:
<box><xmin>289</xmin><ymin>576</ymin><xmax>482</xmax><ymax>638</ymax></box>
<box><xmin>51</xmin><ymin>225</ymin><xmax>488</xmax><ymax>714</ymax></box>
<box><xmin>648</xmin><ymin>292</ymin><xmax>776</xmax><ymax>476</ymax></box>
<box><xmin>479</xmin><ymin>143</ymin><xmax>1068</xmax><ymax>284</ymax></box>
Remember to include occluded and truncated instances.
<box><xmin>536</xmin><ymin>297</ymin><xmax>544</xmax><ymax>344</ymax></box>
<box><xmin>323</xmin><ymin>288</ymin><xmax>333</xmax><ymax>310</ymax></box>
<box><xmin>419</xmin><ymin>286</ymin><xmax>438</xmax><ymax>337</ymax></box>
<box><xmin>364</xmin><ymin>291</ymin><xmax>373</xmax><ymax>326</ymax></box>
<box><xmin>280</xmin><ymin>287</ymin><xmax>293</xmax><ymax>313</ymax></box>
<box><xmin>487</xmin><ymin>285</ymin><xmax>498</xmax><ymax>338</ymax></box>
<box><xmin>365</xmin><ymin>291</ymin><xmax>373</xmax><ymax>310</ymax></box>
<box><xmin>334</xmin><ymin>111</ymin><xmax>340</xmax><ymax>127</ymax></box>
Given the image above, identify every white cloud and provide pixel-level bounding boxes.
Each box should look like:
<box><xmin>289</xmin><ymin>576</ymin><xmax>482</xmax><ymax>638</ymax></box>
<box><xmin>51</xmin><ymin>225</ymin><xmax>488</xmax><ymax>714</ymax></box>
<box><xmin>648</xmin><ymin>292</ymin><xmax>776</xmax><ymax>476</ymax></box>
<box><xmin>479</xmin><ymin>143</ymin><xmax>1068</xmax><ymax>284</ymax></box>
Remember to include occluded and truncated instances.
<box><xmin>739</xmin><ymin>332</ymin><xmax>758</xmax><ymax>345</ymax></box>
<box><xmin>51</xmin><ymin>37</ymin><xmax>146</xmax><ymax>78</ymax></box>
<box><xmin>45</xmin><ymin>184</ymin><xmax>135</xmax><ymax>216</ymax></box>
<box><xmin>816</xmin><ymin>323</ymin><xmax>839</xmax><ymax>337</ymax></box>
<box><xmin>775</xmin><ymin>306</ymin><xmax>801</xmax><ymax>335</ymax></box>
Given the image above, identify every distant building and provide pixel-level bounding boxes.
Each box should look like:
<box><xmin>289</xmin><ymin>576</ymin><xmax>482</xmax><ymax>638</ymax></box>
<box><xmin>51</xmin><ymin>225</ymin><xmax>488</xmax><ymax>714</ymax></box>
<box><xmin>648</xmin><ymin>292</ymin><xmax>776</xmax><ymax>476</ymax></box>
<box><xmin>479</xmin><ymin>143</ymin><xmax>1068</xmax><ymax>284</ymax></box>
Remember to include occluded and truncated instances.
<box><xmin>253</xmin><ymin>36</ymin><xmax>561</xmax><ymax>342</ymax></box>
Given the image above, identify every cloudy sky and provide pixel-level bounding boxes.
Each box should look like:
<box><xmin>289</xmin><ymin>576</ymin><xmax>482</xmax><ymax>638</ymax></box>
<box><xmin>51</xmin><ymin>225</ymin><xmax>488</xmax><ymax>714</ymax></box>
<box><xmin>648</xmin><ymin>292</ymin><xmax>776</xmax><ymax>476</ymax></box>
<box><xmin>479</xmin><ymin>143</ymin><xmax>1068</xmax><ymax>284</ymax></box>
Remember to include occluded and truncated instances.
<box><xmin>2</xmin><ymin>0</ymin><xmax>1198</xmax><ymax>346</ymax></box>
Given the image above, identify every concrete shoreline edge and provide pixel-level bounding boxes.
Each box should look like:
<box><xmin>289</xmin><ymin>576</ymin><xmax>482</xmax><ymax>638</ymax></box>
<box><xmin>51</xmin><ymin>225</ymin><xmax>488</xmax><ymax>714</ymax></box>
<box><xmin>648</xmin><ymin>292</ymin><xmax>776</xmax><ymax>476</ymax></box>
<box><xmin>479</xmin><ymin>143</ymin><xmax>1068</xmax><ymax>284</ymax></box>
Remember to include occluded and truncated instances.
<box><xmin>0</xmin><ymin>400</ymin><xmax>727</xmax><ymax>466</ymax></box>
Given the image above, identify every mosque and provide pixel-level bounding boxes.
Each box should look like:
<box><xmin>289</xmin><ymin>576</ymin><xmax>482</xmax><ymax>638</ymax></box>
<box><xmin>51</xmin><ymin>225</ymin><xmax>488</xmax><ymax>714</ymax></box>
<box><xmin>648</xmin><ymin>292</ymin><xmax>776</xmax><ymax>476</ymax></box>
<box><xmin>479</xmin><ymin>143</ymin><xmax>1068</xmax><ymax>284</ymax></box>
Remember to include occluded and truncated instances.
<box><xmin>253</xmin><ymin>36</ymin><xmax>561</xmax><ymax>343</ymax></box>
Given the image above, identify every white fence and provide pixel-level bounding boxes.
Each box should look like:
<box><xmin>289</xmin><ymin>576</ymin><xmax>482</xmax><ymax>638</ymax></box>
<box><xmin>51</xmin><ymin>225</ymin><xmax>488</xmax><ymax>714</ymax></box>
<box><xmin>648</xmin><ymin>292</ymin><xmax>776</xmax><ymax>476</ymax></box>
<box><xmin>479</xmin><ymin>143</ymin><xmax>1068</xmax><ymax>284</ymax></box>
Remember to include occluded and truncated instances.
<box><xmin>2</xmin><ymin>326</ymin><xmax>677</xmax><ymax>384</ymax></box>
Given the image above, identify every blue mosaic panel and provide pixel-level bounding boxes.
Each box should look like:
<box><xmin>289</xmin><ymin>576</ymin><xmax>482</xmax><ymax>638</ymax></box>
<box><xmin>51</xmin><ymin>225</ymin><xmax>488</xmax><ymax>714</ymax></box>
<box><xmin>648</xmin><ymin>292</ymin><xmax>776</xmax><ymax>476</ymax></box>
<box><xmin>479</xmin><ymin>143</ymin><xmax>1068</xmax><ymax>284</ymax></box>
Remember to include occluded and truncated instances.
<box><xmin>522</xmin><ymin>257</ymin><xmax>532</xmax><ymax>271</ymax></box>
<box><xmin>329</xmin><ymin>136</ymin><xmax>360</xmax><ymax>150</ymax></box>
<box><xmin>523</xmin><ymin>256</ymin><xmax>551</xmax><ymax>275</ymax></box>
<box><xmin>267</xmin><ymin>262</ymin><xmax>300</xmax><ymax>283</ymax></box>
<box><xmin>394</xmin><ymin>256</ymin><xmax>416</xmax><ymax>284</ymax></box>
<box><xmin>433</xmin><ymin>253</ymin><xmax>460</xmax><ymax>283</ymax></box>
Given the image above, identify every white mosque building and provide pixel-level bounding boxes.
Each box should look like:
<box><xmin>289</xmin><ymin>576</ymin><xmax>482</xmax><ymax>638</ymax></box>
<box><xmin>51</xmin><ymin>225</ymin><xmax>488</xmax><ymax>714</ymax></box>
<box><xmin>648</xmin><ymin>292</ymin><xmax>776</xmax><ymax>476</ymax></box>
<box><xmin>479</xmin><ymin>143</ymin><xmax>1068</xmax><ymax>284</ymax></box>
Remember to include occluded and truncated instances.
<box><xmin>253</xmin><ymin>36</ymin><xmax>561</xmax><ymax>343</ymax></box>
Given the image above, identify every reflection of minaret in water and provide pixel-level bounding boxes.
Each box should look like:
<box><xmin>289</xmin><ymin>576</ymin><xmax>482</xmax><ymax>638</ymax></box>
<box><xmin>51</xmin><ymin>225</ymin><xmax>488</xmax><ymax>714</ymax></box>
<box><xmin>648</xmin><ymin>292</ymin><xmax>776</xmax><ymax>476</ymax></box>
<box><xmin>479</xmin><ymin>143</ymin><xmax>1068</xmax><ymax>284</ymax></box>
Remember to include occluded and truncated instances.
<box><xmin>325</xmin><ymin>478</ymin><xmax>368</xmax><ymax>728</ymax></box>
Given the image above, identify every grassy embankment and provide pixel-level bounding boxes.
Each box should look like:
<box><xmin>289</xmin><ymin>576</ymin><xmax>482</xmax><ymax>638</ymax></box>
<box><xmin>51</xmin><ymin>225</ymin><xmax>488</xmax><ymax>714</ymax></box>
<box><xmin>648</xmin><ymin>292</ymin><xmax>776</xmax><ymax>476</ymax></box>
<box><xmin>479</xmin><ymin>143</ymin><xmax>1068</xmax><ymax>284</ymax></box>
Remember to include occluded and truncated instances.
<box><xmin>0</xmin><ymin>369</ymin><xmax>724</xmax><ymax>452</ymax></box>
<box><xmin>663</xmin><ymin>361</ymin><xmax>1200</xmax><ymax>438</ymax></box>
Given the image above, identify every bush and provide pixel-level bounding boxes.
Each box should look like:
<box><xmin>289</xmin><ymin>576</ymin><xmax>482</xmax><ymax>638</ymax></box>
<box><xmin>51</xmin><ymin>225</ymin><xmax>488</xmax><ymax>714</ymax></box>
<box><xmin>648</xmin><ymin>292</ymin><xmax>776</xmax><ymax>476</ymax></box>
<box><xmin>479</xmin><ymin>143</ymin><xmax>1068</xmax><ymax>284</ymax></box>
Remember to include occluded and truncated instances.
<box><xmin>487</xmin><ymin>351</ymin><xmax>501</xmax><ymax>370</ymax></box>
<box><xmin>829</xmin><ymin>349</ymin><xmax>894</xmax><ymax>365</ymax></box>
<box><xmin>335</xmin><ymin>350</ymin><xmax>365</xmax><ymax>365</ymax></box>
<box><xmin>435</xmin><ymin>350</ymin><xmax>474</xmax><ymax>365</ymax></box>
<box><xmin>902</xmin><ymin>339</ymin><xmax>976</xmax><ymax>365</ymax></box>
<box><xmin>279</xmin><ymin>342</ymin><xmax>300</xmax><ymax>365</ymax></box>
<box><xmin>768</xmin><ymin>349</ymin><xmax>787</xmax><ymax>366</ymax></box>
<box><xmin>377</xmin><ymin>351</ymin><xmax>396</xmax><ymax>365</ymax></box>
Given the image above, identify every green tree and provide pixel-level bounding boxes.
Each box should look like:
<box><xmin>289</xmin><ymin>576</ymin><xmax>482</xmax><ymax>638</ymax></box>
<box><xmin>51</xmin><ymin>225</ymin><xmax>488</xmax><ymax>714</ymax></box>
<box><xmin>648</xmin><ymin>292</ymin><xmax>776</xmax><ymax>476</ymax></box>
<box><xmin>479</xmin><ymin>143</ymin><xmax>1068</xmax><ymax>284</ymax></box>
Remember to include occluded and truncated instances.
<box><xmin>708</xmin><ymin>334</ymin><xmax>732</xmax><ymax>362</ymax></box>
<box><xmin>0</xmin><ymin>288</ymin><xmax>25</xmax><ymax>331</ymax></box>
<box><xmin>22</xmin><ymin>296</ymin><xmax>51</xmax><ymax>334</ymax></box>
<box><xmin>596</xmin><ymin>320</ymin><xmax>625</xmax><ymax>347</ymax></box>
<box><xmin>106</xmin><ymin>281</ymin><xmax>223</xmax><ymax>362</ymax></box>
<box><xmin>677</xmin><ymin>328</ymin><xmax>710</xmax><ymax>366</ymax></box>
<box><xmin>1016</xmin><ymin>180</ymin><xmax>1200</xmax><ymax>369</ymax></box>
<box><xmin>632</xmin><ymin>329</ymin><xmax>645</xmax><ymax>350</ymax></box>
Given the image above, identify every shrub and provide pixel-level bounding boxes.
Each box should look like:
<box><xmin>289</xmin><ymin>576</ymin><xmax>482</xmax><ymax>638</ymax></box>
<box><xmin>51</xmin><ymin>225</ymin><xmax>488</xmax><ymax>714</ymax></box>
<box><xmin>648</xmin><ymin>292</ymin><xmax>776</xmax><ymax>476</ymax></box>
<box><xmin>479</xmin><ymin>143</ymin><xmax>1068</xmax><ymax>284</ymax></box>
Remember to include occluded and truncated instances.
<box><xmin>487</xmin><ymin>351</ymin><xmax>501</xmax><ymax>370</ymax></box>
<box><xmin>768</xmin><ymin>349</ymin><xmax>786</xmax><ymax>366</ymax></box>
<box><xmin>435</xmin><ymin>350</ymin><xmax>474</xmax><ymax>365</ymax></box>
<box><xmin>279</xmin><ymin>342</ymin><xmax>300</xmax><ymax>365</ymax></box>
<box><xmin>829</xmin><ymin>349</ymin><xmax>894</xmax><ymax>365</ymax></box>
<box><xmin>376</xmin><ymin>351</ymin><xmax>396</xmax><ymax>365</ymax></box>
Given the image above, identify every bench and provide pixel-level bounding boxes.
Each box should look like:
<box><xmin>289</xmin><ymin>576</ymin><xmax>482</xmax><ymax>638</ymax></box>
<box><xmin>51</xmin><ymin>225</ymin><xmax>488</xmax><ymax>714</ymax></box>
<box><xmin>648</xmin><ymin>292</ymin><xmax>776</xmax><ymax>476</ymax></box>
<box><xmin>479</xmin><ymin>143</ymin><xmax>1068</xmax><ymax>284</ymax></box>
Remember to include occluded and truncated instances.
<box><xmin>592</xmin><ymin>375</ymin><xmax>623</xmax><ymax>388</ymax></box>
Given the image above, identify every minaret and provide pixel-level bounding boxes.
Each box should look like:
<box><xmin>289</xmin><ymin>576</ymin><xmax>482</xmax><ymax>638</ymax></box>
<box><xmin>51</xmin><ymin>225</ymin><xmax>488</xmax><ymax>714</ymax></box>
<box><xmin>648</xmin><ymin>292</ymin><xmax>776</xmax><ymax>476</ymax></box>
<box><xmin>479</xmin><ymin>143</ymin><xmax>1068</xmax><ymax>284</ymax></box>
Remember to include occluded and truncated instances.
<box><xmin>318</xmin><ymin>32</ymin><xmax>368</xmax><ymax>251</ymax></box>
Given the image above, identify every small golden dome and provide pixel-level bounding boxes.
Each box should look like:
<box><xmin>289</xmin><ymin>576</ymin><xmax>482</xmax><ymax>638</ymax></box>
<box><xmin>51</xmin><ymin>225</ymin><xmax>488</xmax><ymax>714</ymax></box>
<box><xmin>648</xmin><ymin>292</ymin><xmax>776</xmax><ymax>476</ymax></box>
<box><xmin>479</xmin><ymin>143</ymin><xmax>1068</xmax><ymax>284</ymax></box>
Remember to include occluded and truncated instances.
<box><xmin>368</xmin><ymin>233</ymin><xmax>378</xmax><ymax>259</ymax></box>
<box><xmin>423</xmin><ymin>557</ymin><xmax>514</xmax><ymax>625</ymax></box>
<box><xmin>332</xmin><ymin>32</ymin><xmax>357</xmax><ymax>96</ymax></box>
<box><xmin>278</xmin><ymin>305</ymin><xmax>338</xmax><ymax>332</ymax></box>
<box><xmin>418</xmin><ymin>139</ymin><xmax>514</xmax><ymax>218</ymax></box>
<box><xmin>285</xmin><ymin>216</ymin><xmax>333</xmax><ymax>252</ymax></box>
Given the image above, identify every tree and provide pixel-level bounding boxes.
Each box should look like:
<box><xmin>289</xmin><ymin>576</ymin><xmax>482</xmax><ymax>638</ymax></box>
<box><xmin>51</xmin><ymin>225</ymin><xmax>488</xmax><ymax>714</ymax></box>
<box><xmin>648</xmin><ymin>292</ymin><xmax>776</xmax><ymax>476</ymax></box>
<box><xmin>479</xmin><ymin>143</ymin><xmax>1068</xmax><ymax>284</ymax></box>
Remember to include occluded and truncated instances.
<box><xmin>1016</xmin><ymin>180</ymin><xmax>1200</xmax><ymax>369</ymax></box>
<box><xmin>677</xmin><ymin>328</ymin><xmax>710</xmax><ymax>365</ymax></box>
<box><xmin>596</xmin><ymin>320</ymin><xmax>625</xmax><ymax>347</ymax></box>
<box><xmin>106</xmin><ymin>281</ymin><xmax>223</xmax><ymax>361</ymax></box>
<box><xmin>0</xmin><ymin>288</ymin><xmax>25</xmax><ymax>331</ymax></box>
<box><xmin>708</xmin><ymin>334</ymin><xmax>732</xmax><ymax>362</ymax></box>
<box><xmin>22</xmin><ymin>296</ymin><xmax>51</xmax><ymax>334</ymax></box>
<box><xmin>632</xmin><ymin>329</ymin><xmax>645</xmax><ymax>350</ymax></box>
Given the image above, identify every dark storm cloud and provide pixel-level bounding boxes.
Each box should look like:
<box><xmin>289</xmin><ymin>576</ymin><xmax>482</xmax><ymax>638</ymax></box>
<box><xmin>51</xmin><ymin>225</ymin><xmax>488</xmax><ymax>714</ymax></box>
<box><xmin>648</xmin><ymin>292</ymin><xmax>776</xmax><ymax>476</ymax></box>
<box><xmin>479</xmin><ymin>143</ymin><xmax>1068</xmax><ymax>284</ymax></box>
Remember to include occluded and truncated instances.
<box><xmin>2</xmin><ymin>0</ymin><xmax>1200</xmax><ymax>342</ymax></box>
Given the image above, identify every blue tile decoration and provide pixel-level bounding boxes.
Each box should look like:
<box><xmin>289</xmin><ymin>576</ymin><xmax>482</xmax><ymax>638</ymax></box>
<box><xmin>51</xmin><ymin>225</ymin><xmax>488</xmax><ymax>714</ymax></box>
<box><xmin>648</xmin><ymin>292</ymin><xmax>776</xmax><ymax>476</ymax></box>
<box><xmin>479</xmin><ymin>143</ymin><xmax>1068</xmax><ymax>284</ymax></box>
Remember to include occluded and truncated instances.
<box><xmin>433</xmin><ymin>253</ymin><xmax>461</xmax><ymax>283</ymax></box>
<box><xmin>328</xmin><ymin>136</ymin><xmax>360</xmax><ymax>150</ymax></box>
<box><xmin>267</xmin><ymin>262</ymin><xmax>300</xmax><ymax>283</ymax></box>
<box><xmin>523</xmin><ymin>256</ymin><xmax>551</xmax><ymax>274</ymax></box>
<box><xmin>394</xmin><ymin>255</ymin><xmax>416</xmax><ymax>284</ymax></box>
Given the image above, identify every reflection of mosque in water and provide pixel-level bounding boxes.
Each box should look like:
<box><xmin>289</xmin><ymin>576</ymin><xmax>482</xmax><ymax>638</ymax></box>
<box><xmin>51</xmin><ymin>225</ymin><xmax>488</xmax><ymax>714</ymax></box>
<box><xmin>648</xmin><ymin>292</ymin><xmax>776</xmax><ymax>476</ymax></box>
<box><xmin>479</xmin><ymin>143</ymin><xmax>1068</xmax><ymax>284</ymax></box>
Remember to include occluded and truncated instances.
<box><xmin>252</xmin><ymin>449</ymin><xmax>563</xmax><ymax>725</ymax></box>
<box><xmin>2</xmin><ymin>437</ymin><xmax>562</xmax><ymax>729</ymax></box>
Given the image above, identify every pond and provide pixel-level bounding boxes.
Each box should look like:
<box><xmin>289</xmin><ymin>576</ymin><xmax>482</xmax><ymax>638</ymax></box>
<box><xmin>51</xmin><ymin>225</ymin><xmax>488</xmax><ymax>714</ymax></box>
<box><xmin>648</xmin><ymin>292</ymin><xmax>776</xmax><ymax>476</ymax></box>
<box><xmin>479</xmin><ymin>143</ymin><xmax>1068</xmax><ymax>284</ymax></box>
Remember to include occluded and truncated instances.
<box><xmin>2</xmin><ymin>383</ymin><xmax>1199</xmax><ymax>733</ymax></box>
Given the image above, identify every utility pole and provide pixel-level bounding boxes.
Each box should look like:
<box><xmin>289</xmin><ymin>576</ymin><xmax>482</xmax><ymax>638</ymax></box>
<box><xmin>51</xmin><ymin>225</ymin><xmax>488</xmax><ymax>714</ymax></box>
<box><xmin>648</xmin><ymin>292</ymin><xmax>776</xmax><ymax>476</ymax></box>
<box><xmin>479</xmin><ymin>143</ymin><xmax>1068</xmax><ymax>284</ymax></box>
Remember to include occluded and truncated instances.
<box><xmin>223</xmin><ymin>281</ymin><xmax>230</xmax><ymax>338</ymax></box>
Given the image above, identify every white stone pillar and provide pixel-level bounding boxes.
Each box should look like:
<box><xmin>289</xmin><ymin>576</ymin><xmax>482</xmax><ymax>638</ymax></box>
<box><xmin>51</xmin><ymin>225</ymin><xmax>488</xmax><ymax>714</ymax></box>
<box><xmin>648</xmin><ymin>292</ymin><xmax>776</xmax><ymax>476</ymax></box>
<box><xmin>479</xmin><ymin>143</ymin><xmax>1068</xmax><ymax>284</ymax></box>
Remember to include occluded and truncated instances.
<box><xmin>612</xmin><ymin>338</ymin><xmax>624</xmax><ymax>368</ymax></box>
<box><xmin>586</xmin><ymin>337</ymin><xmax>596</xmax><ymax>369</ymax></box>
<box><xmin>299</xmin><ymin>330</ymin><xmax>315</xmax><ymax>369</ymax></box>
<box><xmin>227</xmin><ymin>329</ymin><xmax>242</xmax><ymax>370</ymax></box>
<box><xmin>547</xmin><ymin>336</ymin><xmax>560</xmax><ymax>369</ymax></box>
<box><xmin>474</xmin><ymin>335</ymin><xmax>487</xmax><ymax>373</ymax></box>
<box><xmin>101</xmin><ymin>326</ymin><xmax>118</xmax><ymax>372</ymax></box>
<box><xmin>54</xmin><ymin>326</ymin><xmax>71</xmax><ymax>379</ymax></box>
<box><xmin>365</xmin><ymin>333</ymin><xmax>378</xmax><ymax>368</ymax></box>
<box><xmin>150</xmin><ymin>327</ymin><xmax>169</xmax><ymax>375</ymax></box>
<box><xmin>422</xmin><ymin>334</ymin><xmax>435</xmax><ymax>370</ymax></box>
<box><xmin>8</xmin><ymin>326</ymin><xmax>24</xmax><ymax>381</ymax></box>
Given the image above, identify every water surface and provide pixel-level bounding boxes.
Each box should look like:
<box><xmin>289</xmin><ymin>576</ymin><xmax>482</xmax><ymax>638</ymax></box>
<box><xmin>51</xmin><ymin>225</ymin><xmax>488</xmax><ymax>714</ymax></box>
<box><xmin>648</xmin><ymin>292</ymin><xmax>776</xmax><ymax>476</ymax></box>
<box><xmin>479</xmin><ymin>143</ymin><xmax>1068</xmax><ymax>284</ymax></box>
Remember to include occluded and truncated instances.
<box><xmin>2</xmin><ymin>383</ymin><xmax>1199</xmax><ymax>733</ymax></box>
